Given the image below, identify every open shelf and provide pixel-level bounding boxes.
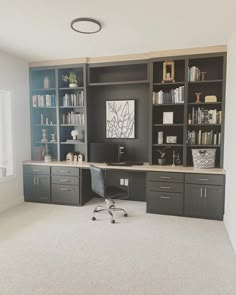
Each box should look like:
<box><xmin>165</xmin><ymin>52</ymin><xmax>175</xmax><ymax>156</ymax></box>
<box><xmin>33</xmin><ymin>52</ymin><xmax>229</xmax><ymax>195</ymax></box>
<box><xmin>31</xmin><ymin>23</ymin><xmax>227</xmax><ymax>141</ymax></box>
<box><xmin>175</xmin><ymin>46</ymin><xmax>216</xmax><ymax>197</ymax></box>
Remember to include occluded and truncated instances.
<box><xmin>153</xmin><ymin>144</ymin><xmax>184</xmax><ymax>147</ymax></box>
<box><xmin>60</xmin><ymin>142</ymin><xmax>85</xmax><ymax>145</ymax></box>
<box><xmin>188</xmin><ymin>124</ymin><xmax>221</xmax><ymax>127</ymax></box>
<box><xmin>153</xmin><ymin>81</ymin><xmax>185</xmax><ymax>86</ymax></box>
<box><xmin>59</xmin><ymin>87</ymin><xmax>84</xmax><ymax>90</ymax></box>
<box><xmin>188</xmin><ymin>79</ymin><xmax>223</xmax><ymax>84</ymax></box>
<box><xmin>33</xmin><ymin>124</ymin><xmax>57</xmax><ymax>127</ymax></box>
<box><xmin>187</xmin><ymin>144</ymin><xmax>221</xmax><ymax>147</ymax></box>
<box><xmin>153</xmin><ymin>124</ymin><xmax>184</xmax><ymax>127</ymax></box>
<box><xmin>33</xmin><ymin>142</ymin><xmax>58</xmax><ymax>145</ymax></box>
<box><xmin>60</xmin><ymin>106</ymin><xmax>84</xmax><ymax>109</ymax></box>
<box><xmin>188</xmin><ymin>102</ymin><xmax>222</xmax><ymax>106</ymax></box>
<box><xmin>89</xmin><ymin>80</ymin><xmax>149</xmax><ymax>86</ymax></box>
<box><xmin>153</xmin><ymin>103</ymin><xmax>184</xmax><ymax>107</ymax></box>
<box><xmin>32</xmin><ymin>88</ymin><xmax>56</xmax><ymax>91</ymax></box>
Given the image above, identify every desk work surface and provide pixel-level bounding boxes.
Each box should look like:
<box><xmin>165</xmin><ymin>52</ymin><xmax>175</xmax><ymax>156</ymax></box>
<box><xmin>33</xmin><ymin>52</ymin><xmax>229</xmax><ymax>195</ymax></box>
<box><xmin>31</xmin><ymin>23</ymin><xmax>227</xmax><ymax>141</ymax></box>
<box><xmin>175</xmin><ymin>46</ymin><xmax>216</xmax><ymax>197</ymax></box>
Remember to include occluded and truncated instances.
<box><xmin>23</xmin><ymin>161</ymin><xmax>226</xmax><ymax>175</ymax></box>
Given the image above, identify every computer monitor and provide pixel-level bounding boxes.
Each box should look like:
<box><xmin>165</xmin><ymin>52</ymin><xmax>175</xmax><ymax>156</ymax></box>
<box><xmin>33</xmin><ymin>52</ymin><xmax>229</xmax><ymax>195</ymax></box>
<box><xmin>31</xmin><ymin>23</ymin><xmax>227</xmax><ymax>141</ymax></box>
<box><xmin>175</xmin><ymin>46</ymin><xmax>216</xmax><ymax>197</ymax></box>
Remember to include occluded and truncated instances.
<box><xmin>90</xmin><ymin>143</ymin><xmax>120</xmax><ymax>163</ymax></box>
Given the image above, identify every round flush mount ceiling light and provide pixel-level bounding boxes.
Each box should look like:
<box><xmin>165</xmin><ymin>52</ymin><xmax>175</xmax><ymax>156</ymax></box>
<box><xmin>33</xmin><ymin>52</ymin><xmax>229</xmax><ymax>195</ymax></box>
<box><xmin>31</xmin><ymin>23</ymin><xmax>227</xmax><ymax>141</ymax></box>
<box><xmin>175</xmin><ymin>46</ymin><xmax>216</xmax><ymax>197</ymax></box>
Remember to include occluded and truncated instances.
<box><xmin>71</xmin><ymin>18</ymin><xmax>102</xmax><ymax>34</ymax></box>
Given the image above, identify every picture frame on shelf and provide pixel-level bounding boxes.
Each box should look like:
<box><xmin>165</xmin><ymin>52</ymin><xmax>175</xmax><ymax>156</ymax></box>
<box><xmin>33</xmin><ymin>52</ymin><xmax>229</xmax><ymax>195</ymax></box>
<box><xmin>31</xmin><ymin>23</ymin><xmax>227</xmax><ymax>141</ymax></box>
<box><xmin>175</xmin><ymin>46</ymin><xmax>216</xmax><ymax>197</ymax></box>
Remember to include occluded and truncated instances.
<box><xmin>162</xmin><ymin>61</ymin><xmax>175</xmax><ymax>83</ymax></box>
<box><xmin>166</xmin><ymin>136</ymin><xmax>177</xmax><ymax>144</ymax></box>
<box><xmin>163</xmin><ymin>112</ymin><xmax>174</xmax><ymax>124</ymax></box>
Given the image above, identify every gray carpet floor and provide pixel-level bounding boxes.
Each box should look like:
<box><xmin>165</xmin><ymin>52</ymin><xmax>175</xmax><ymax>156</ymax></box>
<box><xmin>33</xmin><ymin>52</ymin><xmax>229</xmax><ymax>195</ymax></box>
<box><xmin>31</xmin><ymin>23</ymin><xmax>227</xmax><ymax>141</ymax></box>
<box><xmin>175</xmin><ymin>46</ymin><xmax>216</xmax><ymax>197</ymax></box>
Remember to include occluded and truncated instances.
<box><xmin>0</xmin><ymin>199</ymin><xmax>236</xmax><ymax>295</ymax></box>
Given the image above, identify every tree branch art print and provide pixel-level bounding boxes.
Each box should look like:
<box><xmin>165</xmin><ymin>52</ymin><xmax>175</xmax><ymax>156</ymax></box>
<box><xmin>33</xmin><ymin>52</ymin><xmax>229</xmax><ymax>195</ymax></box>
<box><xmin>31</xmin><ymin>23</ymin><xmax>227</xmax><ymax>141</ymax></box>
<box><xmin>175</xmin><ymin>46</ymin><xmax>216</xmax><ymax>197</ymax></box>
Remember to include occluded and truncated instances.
<box><xmin>106</xmin><ymin>100</ymin><xmax>135</xmax><ymax>138</ymax></box>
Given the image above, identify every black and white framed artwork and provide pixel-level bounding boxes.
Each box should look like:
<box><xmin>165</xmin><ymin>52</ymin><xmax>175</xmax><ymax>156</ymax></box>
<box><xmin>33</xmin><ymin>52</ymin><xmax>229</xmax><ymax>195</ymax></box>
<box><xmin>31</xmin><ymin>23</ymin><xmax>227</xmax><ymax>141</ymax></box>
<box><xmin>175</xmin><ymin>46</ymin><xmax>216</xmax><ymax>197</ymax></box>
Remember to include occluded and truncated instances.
<box><xmin>106</xmin><ymin>100</ymin><xmax>135</xmax><ymax>138</ymax></box>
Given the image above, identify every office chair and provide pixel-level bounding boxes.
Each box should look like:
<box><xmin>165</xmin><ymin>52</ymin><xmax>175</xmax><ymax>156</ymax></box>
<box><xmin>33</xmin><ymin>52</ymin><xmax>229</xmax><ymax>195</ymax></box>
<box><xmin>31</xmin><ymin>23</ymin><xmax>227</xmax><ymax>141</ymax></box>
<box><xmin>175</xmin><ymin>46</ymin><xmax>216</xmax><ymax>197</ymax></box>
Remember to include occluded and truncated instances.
<box><xmin>89</xmin><ymin>165</ymin><xmax>128</xmax><ymax>224</ymax></box>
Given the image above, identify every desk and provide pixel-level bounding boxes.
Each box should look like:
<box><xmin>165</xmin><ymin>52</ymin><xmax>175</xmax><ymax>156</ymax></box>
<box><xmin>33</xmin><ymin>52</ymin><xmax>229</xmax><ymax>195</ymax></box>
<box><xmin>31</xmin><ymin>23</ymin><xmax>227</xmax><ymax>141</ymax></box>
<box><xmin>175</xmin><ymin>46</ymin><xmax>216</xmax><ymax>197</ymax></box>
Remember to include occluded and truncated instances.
<box><xmin>23</xmin><ymin>161</ymin><xmax>226</xmax><ymax>220</ymax></box>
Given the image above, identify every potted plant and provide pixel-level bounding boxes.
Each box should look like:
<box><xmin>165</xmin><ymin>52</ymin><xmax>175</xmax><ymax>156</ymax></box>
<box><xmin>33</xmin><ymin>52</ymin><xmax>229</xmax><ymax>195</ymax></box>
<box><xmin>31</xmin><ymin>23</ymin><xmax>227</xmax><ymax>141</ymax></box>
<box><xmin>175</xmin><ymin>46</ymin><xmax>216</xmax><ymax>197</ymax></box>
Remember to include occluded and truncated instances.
<box><xmin>157</xmin><ymin>146</ymin><xmax>170</xmax><ymax>165</ymax></box>
<box><xmin>62</xmin><ymin>72</ymin><xmax>78</xmax><ymax>88</ymax></box>
<box><xmin>42</xmin><ymin>144</ymin><xmax>51</xmax><ymax>162</ymax></box>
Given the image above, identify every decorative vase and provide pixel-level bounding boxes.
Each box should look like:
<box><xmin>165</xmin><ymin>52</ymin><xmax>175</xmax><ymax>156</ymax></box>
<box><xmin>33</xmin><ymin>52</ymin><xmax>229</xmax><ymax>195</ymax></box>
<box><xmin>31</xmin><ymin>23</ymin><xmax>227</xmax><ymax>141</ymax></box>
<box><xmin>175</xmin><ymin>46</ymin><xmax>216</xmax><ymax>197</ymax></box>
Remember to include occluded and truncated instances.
<box><xmin>157</xmin><ymin>158</ymin><xmax>167</xmax><ymax>165</ymax></box>
<box><xmin>69</xmin><ymin>83</ymin><xmax>78</xmax><ymax>88</ymax></box>
<box><xmin>44</xmin><ymin>154</ymin><xmax>52</xmax><ymax>162</ymax></box>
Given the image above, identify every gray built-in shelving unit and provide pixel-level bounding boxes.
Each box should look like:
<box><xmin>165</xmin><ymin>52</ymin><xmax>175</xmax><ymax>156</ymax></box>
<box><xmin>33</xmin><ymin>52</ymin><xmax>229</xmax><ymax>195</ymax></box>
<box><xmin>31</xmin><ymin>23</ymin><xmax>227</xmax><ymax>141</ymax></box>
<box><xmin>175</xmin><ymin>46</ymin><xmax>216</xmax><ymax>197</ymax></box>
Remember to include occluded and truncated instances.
<box><xmin>29</xmin><ymin>52</ymin><xmax>226</xmax><ymax>167</ymax></box>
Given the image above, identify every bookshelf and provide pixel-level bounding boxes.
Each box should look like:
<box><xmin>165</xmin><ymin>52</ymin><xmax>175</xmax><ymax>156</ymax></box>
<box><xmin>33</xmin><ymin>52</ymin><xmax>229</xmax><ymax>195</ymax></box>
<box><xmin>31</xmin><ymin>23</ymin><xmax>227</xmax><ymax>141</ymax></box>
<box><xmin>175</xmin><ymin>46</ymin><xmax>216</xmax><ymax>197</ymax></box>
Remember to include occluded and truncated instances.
<box><xmin>29</xmin><ymin>64</ymin><xmax>88</xmax><ymax>162</ymax></box>
<box><xmin>149</xmin><ymin>53</ymin><xmax>226</xmax><ymax>167</ymax></box>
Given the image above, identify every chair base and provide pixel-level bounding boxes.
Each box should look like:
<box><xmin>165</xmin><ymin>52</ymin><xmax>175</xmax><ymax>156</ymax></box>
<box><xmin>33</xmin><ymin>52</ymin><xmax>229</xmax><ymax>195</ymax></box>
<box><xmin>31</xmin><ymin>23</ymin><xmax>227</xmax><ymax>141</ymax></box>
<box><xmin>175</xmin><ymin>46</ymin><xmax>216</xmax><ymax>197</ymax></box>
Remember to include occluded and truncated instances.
<box><xmin>91</xmin><ymin>198</ymin><xmax>128</xmax><ymax>223</ymax></box>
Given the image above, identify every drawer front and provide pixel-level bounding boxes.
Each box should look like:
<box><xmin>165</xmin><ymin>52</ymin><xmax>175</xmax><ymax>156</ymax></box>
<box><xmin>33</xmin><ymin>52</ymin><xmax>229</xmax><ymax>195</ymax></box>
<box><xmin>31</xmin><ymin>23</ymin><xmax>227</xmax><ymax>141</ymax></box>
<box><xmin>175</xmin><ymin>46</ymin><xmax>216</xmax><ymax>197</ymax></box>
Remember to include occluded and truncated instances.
<box><xmin>147</xmin><ymin>191</ymin><xmax>183</xmax><ymax>215</ymax></box>
<box><xmin>147</xmin><ymin>172</ymin><xmax>184</xmax><ymax>183</ymax></box>
<box><xmin>52</xmin><ymin>175</ymin><xmax>79</xmax><ymax>186</ymax></box>
<box><xmin>147</xmin><ymin>181</ymin><xmax>183</xmax><ymax>193</ymax></box>
<box><xmin>52</xmin><ymin>184</ymin><xmax>79</xmax><ymax>205</ymax></box>
<box><xmin>185</xmin><ymin>173</ymin><xmax>224</xmax><ymax>186</ymax></box>
<box><xmin>52</xmin><ymin>167</ymin><xmax>80</xmax><ymax>177</ymax></box>
<box><xmin>24</xmin><ymin>165</ymin><xmax>50</xmax><ymax>175</ymax></box>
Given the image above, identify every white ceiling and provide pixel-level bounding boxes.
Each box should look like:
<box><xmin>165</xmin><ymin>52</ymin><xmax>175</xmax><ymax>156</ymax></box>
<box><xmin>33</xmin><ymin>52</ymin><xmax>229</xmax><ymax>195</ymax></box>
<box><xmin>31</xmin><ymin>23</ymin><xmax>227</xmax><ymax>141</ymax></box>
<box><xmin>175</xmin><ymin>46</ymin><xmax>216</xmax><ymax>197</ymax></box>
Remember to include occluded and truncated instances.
<box><xmin>0</xmin><ymin>0</ymin><xmax>236</xmax><ymax>62</ymax></box>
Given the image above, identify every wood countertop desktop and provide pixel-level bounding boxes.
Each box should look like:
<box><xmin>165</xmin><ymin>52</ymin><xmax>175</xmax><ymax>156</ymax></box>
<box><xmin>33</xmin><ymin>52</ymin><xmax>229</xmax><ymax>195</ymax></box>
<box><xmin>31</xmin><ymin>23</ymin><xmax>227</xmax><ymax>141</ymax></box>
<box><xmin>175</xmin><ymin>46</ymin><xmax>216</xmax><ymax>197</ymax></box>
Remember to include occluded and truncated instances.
<box><xmin>23</xmin><ymin>161</ymin><xmax>226</xmax><ymax>175</ymax></box>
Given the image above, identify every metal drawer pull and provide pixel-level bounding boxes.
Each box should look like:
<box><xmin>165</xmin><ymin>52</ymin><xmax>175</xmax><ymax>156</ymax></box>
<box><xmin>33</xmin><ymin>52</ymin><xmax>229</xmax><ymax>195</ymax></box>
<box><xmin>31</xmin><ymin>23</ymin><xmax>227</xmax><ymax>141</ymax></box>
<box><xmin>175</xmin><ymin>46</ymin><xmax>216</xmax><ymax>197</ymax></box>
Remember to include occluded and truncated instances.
<box><xmin>33</xmin><ymin>176</ymin><xmax>36</xmax><ymax>185</ymax></box>
<box><xmin>59</xmin><ymin>170</ymin><xmax>69</xmax><ymax>173</ymax></box>
<box><xmin>60</xmin><ymin>188</ymin><xmax>71</xmax><ymax>191</ymax></box>
<box><xmin>160</xmin><ymin>186</ymin><xmax>170</xmax><ymax>189</ymax></box>
<box><xmin>60</xmin><ymin>179</ymin><xmax>70</xmax><ymax>182</ymax></box>
<box><xmin>160</xmin><ymin>176</ymin><xmax>170</xmax><ymax>179</ymax></box>
<box><xmin>37</xmin><ymin>177</ymin><xmax>39</xmax><ymax>186</ymax></box>
<box><xmin>204</xmin><ymin>188</ymin><xmax>207</xmax><ymax>198</ymax></box>
<box><xmin>200</xmin><ymin>187</ymin><xmax>203</xmax><ymax>198</ymax></box>
<box><xmin>199</xmin><ymin>178</ymin><xmax>209</xmax><ymax>181</ymax></box>
<box><xmin>160</xmin><ymin>196</ymin><xmax>171</xmax><ymax>199</ymax></box>
<box><xmin>33</xmin><ymin>169</ymin><xmax>40</xmax><ymax>172</ymax></box>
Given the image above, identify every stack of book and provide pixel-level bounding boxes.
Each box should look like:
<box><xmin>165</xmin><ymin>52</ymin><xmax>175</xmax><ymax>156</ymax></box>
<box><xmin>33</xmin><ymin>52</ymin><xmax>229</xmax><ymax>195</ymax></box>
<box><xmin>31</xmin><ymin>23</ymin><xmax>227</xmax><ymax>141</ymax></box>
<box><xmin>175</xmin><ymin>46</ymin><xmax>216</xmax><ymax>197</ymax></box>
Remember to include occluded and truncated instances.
<box><xmin>62</xmin><ymin>91</ymin><xmax>84</xmax><ymax>107</ymax></box>
<box><xmin>188</xmin><ymin>66</ymin><xmax>200</xmax><ymax>81</ymax></box>
<box><xmin>32</xmin><ymin>94</ymin><xmax>56</xmax><ymax>107</ymax></box>
<box><xmin>153</xmin><ymin>86</ymin><xmax>184</xmax><ymax>105</ymax></box>
<box><xmin>190</xmin><ymin>108</ymin><xmax>222</xmax><ymax>124</ymax></box>
<box><xmin>187</xmin><ymin>130</ymin><xmax>221</xmax><ymax>145</ymax></box>
<box><xmin>62</xmin><ymin>112</ymin><xmax>85</xmax><ymax>125</ymax></box>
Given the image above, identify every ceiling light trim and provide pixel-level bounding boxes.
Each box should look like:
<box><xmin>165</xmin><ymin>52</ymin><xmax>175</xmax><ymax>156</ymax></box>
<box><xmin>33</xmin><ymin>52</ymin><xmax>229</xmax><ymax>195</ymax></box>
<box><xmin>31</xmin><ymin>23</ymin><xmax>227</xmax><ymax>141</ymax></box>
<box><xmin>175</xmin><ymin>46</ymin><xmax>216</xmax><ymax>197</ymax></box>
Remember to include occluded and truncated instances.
<box><xmin>71</xmin><ymin>17</ymin><xmax>102</xmax><ymax>34</ymax></box>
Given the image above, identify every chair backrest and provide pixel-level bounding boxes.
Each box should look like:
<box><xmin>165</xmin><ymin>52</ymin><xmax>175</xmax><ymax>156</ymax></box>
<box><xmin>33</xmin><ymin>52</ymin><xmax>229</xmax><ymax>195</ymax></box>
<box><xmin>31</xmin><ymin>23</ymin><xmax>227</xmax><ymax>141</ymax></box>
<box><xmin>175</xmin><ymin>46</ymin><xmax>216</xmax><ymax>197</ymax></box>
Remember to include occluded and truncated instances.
<box><xmin>89</xmin><ymin>165</ymin><xmax>105</xmax><ymax>198</ymax></box>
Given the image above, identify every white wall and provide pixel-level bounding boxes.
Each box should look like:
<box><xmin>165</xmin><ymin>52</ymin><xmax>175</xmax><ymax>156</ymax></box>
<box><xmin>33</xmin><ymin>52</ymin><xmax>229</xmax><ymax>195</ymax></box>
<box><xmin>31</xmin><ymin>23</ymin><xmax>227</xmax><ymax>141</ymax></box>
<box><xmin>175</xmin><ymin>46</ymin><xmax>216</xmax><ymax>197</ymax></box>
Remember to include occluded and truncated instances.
<box><xmin>0</xmin><ymin>51</ymin><xmax>30</xmax><ymax>212</ymax></box>
<box><xmin>224</xmin><ymin>31</ymin><xmax>236</xmax><ymax>254</ymax></box>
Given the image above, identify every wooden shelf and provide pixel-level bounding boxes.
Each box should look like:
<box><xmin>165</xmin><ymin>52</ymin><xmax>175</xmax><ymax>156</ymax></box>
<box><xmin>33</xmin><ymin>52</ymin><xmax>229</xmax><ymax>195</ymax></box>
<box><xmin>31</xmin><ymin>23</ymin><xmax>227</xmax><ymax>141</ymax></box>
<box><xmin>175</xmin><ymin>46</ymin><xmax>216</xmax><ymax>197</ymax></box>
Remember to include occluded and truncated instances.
<box><xmin>60</xmin><ymin>106</ymin><xmax>84</xmax><ymax>109</ymax></box>
<box><xmin>188</xmin><ymin>102</ymin><xmax>222</xmax><ymax>106</ymax></box>
<box><xmin>59</xmin><ymin>87</ymin><xmax>84</xmax><ymax>90</ymax></box>
<box><xmin>188</xmin><ymin>79</ymin><xmax>223</xmax><ymax>84</ymax></box>
<box><xmin>89</xmin><ymin>80</ymin><xmax>149</xmax><ymax>86</ymax></box>
<box><xmin>33</xmin><ymin>124</ymin><xmax>57</xmax><ymax>127</ymax></box>
<box><xmin>153</xmin><ymin>81</ymin><xmax>185</xmax><ymax>86</ymax></box>
<box><xmin>187</xmin><ymin>144</ymin><xmax>221</xmax><ymax>147</ymax></box>
<box><xmin>153</xmin><ymin>103</ymin><xmax>184</xmax><ymax>107</ymax></box>
<box><xmin>153</xmin><ymin>144</ymin><xmax>184</xmax><ymax>147</ymax></box>
<box><xmin>32</xmin><ymin>88</ymin><xmax>56</xmax><ymax>91</ymax></box>
<box><xmin>153</xmin><ymin>124</ymin><xmax>184</xmax><ymax>127</ymax></box>
<box><xmin>188</xmin><ymin>124</ymin><xmax>221</xmax><ymax>127</ymax></box>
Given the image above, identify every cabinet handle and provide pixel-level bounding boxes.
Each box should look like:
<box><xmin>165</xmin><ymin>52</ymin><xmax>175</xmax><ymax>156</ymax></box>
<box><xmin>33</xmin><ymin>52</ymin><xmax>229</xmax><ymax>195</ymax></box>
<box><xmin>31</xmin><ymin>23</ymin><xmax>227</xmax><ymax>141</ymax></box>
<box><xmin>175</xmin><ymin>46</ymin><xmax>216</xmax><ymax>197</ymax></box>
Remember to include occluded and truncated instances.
<box><xmin>60</xmin><ymin>179</ymin><xmax>70</xmax><ymax>182</ymax></box>
<box><xmin>199</xmin><ymin>178</ymin><xmax>208</xmax><ymax>181</ymax></box>
<box><xmin>160</xmin><ymin>176</ymin><xmax>170</xmax><ymax>179</ymax></box>
<box><xmin>33</xmin><ymin>176</ymin><xmax>36</xmax><ymax>185</ymax></box>
<box><xmin>160</xmin><ymin>196</ymin><xmax>171</xmax><ymax>199</ymax></box>
<box><xmin>204</xmin><ymin>187</ymin><xmax>207</xmax><ymax>198</ymax></box>
<box><xmin>32</xmin><ymin>169</ymin><xmax>40</xmax><ymax>172</ymax></box>
<box><xmin>200</xmin><ymin>187</ymin><xmax>203</xmax><ymax>198</ymax></box>
<box><xmin>37</xmin><ymin>177</ymin><xmax>40</xmax><ymax>186</ymax></box>
<box><xmin>160</xmin><ymin>186</ymin><xmax>170</xmax><ymax>189</ymax></box>
<box><xmin>60</xmin><ymin>170</ymin><xmax>69</xmax><ymax>173</ymax></box>
<box><xmin>60</xmin><ymin>188</ymin><xmax>71</xmax><ymax>191</ymax></box>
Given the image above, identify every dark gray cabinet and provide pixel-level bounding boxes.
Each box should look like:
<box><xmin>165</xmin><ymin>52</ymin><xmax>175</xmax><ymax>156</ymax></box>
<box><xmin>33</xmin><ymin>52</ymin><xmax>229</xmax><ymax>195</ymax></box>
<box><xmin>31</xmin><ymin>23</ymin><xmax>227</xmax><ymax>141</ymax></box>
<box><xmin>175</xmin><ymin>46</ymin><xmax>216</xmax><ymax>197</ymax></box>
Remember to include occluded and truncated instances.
<box><xmin>184</xmin><ymin>173</ymin><xmax>225</xmax><ymax>220</ymax></box>
<box><xmin>23</xmin><ymin>171</ymin><xmax>50</xmax><ymax>203</ymax></box>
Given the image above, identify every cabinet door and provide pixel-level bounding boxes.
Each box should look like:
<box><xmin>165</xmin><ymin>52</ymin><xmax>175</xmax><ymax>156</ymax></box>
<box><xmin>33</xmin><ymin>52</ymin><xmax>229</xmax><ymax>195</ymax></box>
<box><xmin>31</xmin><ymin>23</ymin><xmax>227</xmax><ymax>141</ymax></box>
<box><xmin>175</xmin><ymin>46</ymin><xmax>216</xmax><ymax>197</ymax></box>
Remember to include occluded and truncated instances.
<box><xmin>24</xmin><ymin>174</ymin><xmax>39</xmax><ymax>202</ymax></box>
<box><xmin>204</xmin><ymin>185</ymin><xmax>224</xmax><ymax>220</ymax></box>
<box><xmin>37</xmin><ymin>175</ymin><xmax>50</xmax><ymax>203</ymax></box>
<box><xmin>184</xmin><ymin>184</ymin><xmax>205</xmax><ymax>218</ymax></box>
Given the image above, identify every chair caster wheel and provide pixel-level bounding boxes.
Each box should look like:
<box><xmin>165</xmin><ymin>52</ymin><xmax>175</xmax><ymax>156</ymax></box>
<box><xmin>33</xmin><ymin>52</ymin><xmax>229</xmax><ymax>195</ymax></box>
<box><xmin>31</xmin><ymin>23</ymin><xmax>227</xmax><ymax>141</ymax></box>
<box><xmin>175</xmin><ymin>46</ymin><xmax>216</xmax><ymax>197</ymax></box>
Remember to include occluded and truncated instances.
<box><xmin>111</xmin><ymin>219</ymin><xmax>115</xmax><ymax>224</ymax></box>
<box><xmin>91</xmin><ymin>216</ymin><xmax>96</xmax><ymax>221</ymax></box>
<box><xmin>124</xmin><ymin>213</ymin><xmax>128</xmax><ymax>217</ymax></box>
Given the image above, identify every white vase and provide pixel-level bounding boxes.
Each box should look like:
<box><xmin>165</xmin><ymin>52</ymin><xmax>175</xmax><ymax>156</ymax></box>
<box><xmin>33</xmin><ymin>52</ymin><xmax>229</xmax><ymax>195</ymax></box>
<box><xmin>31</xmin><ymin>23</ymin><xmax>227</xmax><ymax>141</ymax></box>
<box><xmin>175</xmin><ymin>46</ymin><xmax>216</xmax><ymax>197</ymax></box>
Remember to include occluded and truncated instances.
<box><xmin>44</xmin><ymin>155</ymin><xmax>52</xmax><ymax>162</ymax></box>
<box><xmin>69</xmin><ymin>83</ymin><xmax>78</xmax><ymax>88</ymax></box>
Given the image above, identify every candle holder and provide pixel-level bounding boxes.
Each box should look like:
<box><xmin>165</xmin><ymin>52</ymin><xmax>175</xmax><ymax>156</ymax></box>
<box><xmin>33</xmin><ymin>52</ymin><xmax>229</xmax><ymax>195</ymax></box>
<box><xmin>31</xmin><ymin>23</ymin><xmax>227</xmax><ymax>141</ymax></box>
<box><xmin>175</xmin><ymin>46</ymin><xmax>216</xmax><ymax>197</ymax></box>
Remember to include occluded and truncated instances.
<box><xmin>195</xmin><ymin>92</ymin><xmax>202</xmax><ymax>103</ymax></box>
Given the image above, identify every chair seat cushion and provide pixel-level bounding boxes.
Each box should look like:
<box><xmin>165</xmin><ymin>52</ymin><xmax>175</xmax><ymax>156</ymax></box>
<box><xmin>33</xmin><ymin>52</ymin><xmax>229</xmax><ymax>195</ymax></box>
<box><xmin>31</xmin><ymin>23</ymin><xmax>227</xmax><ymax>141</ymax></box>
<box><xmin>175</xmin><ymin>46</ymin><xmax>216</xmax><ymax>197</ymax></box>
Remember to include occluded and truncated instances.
<box><xmin>106</xmin><ymin>186</ymin><xmax>127</xmax><ymax>198</ymax></box>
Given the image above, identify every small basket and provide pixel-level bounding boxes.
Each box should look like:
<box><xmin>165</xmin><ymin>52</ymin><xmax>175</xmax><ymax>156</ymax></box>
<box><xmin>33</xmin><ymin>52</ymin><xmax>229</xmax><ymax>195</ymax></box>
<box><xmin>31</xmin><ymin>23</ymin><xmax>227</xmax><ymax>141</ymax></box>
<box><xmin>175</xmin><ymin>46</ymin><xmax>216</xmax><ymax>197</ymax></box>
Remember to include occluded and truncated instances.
<box><xmin>191</xmin><ymin>149</ymin><xmax>216</xmax><ymax>169</ymax></box>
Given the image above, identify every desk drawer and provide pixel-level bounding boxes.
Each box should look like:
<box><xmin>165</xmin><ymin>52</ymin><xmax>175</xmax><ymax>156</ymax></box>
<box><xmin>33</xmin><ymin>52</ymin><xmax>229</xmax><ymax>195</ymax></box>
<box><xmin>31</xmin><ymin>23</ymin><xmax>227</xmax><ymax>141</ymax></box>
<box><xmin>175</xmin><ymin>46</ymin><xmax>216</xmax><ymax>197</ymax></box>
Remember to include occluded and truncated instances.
<box><xmin>147</xmin><ymin>191</ymin><xmax>183</xmax><ymax>215</ymax></box>
<box><xmin>24</xmin><ymin>165</ymin><xmax>50</xmax><ymax>175</ymax></box>
<box><xmin>147</xmin><ymin>181</ymin><xmax>183</xmax><ymax>193</ymax></box>
<box><xmin>147</xmin><ymin>172</ymin><xmax>184</xmax><ymax>183</ymax></box>
<box><xmin>52</xmin><ymin>184</ymin><xmax>79</xmax><ymax>205</ymax></box>
<box><xmin>52</xmin><ymin>167</ymin><xmax>80</xmax><ymax>177</ymax></box>
<box><xmin>52</xmin><ymin>175</ymin><xmax>79</xmax><ymax>186</ymax></box>
<box><xmin>185</xmin><ymin>173</ymin><xmax>224</xmax><ymax>186</ymax></box>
